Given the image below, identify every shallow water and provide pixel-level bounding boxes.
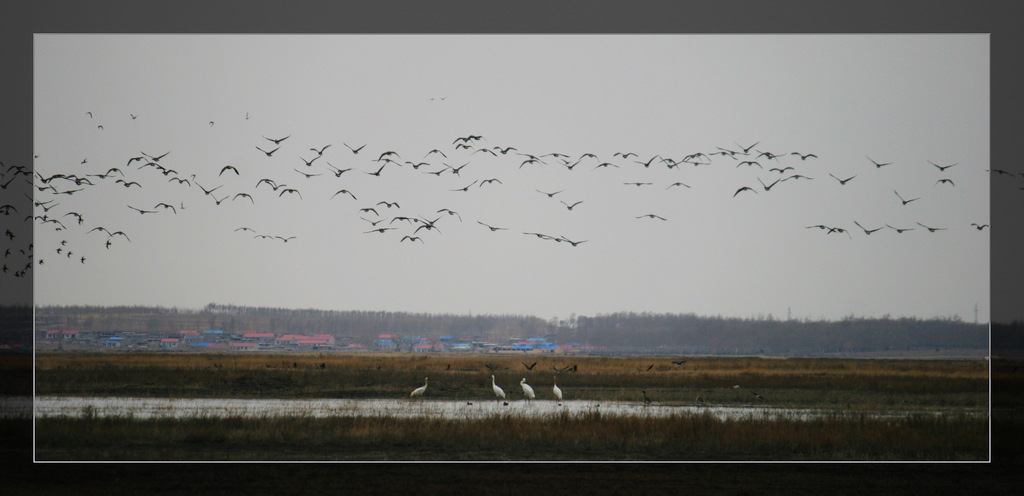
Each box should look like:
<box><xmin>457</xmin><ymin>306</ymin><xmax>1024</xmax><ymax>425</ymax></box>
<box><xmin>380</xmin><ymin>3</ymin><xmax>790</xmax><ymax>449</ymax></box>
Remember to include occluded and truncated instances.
<box><xmin>29</xmin><ymin>396</ymin><xmax>975</xmax><ymax>422</ymax></box>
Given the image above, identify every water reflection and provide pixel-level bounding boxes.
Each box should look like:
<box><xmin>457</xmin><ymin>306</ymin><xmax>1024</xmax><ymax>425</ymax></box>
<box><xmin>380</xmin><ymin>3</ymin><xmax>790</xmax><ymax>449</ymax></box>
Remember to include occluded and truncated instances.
<box><xmin>31</xmin><ymin>396</ymin><xmax>972</xmax><ymax>421</ymax></box>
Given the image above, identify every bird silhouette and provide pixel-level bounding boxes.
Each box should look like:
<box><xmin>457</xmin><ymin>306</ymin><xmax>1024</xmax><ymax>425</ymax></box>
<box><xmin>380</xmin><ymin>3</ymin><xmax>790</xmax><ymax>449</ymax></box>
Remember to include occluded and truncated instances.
<box><xmin>154</xmin><ymin>203</ymin><xmax>177</xmax><ymax>214</ymax></box>
<box><xmin>894</xmin><ymin>190</ymin><xmax>920</xmax><ymax>205</ymax></box>
<box><xmin>641</xmin><ymin>390</ymin><xmax>652</xmax><ymax>406</ymax></box>
<box><xmin>477</xmin><ymin>221</ymin><xmax>507</xmax><ymax>231</ymax></box>
<box><xmin>400</xmin><ymin>235</ymin><xmax>424</xmax><ymax>243</ymax></box>
<box><xmin>915</xmin><ymin>222</ymin><xmax>947</xmax><ymax>232</ymax></box>
<box><xmin>935</xmin><ymin>179</ymin><xmax>955</xmax><ymax>187</ymax></box>
<box><xmin>293</xmin><ymin>168</ymin><xmax>322</xmax><ymax>179</ymax></box>
<box><xmin>263</xmin><ymin>135</ymin><xmax>290</xmax><ymax>144</ymax></box>
<box><xmin>255</xmin><ymin>145</ymin><xmax>281</xmax><ymax>157</ymax></box>
<box><xmin>331</xmin><ymin>190</ymin><xmax>357</xmax><ymax>200</ymax></box>
<box><xmin>886</xmin><ymin>224</ymin><xmax>914</xmax><ymax>234</ymax></box>
<box><xmin>536</xmin><ymin>189</ymin><xmax>563</xmax><ymax>198</ymax></box>
<box><xmin>733</xmin><ymin>186</ymin><xmax>757</xmax><ymax>197</ymax></box>
<box><xmin>523</xmin><ymin>362</ymin><xmax>537</xmax><ymax>371</ymax></box>
<box><xmin>451</xmin><ymin>181</ymin><xmax>477</xmax><ymax>192</ymax></box>
<box><xmin>232</xmin><ymin>193</ymin><xmax>255</xmax><ymax>204</ymax></box>
<box><xmin>666</xmin><ymin>182</ymin><xmax>690</xmax><ymax>189</ymax></box>
<box><xmin>325</xmin><ymin>163</ymin><xmax>353</xmax><ymax>176</ymax></box>
<box><xmin>437</xmin><ymin>208</ymin><xmax>462</xmax><ymax>222</ymax></box>
<box><xmin>636</xmin><ymin>214</ymin><xmax>667</xmax><ymax>221</ymax></box>
<box><xmin>219</xmin><ymin>165</ymin><xmax>239</xmax><ymax>176</ymax></box>
<box><xmin>867</xmin><ymin>156</ymin><xmax>892</xmax><ymax>168</ymax></box>
<box><xmin>737</xmin><ymin>160</ymin><xmax>762</xmax><ymax>169</ymax></box>
<box><xmin>560</xmin><ymin>200</ymin><xmax>583</xmax><ymax>211</ymax></box>
<box><xmin>127</xmin><ymin>205</ymin><xmax>157</xmax><ymax>215</ymax></box>
<box><xmin>791</xmin><ymin>152</ymin><xmax>817</xmax><ymax>160</ymax></box>
<box><xmin>344</xmin><ymin>143</ymin><xmax>366</xmax><ymax>154</ymax></box>
<box><xmin>624</xmin><ymin>182</ymin><xmax>653</xmax><ymax>187</ymax></box>
<box><xmin>757</xmin><ymin>177</ymin><xmax>781</xmax><ymax>191</ymax></box>
<box><xmin>971</xmin><ymin>223</ymin><xmax>990</xmax><ymax>230</ymax></box>
<box><xmin>928</xmin><ymin>160</ymin><xmax>958</xmax><ymax>171</ymax></box>
<box><xmin>310</xmin><ymin>144</ymin><xmax>331</xmax><ymax>156</ymax></box>
<box><xmin>278</xmin><ymin>188</ymin><xmax>302</xmax><ymax>199</ymax></box>
<box><xmin>854</xmin><ymin>220</ymin><xmax>883</xmax><ymax>235</ymax></box>
<box><xmin>829</xmin><ymin>173</ymin><xmax>856</xmax><ymax>185</ymax></box>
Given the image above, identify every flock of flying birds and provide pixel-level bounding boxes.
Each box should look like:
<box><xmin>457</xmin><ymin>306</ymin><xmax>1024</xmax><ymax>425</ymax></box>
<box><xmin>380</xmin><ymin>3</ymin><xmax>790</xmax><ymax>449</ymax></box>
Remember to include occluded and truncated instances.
<box><xmin>1</xmin><ymin>108</ymin><xmax>1004</xmax><ymax>279</ymax></box>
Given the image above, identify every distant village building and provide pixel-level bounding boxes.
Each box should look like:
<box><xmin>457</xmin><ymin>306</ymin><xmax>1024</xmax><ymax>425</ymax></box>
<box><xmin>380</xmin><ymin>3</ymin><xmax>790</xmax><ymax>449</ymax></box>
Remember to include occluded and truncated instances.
<box><xmin>230</xmin><ymin>342</ymin><xmax>258</xmax><ymax>351</ymax></box>
<box><xmin>160</xmin><ymin>338</ymin><xmax>179</xmax><ymax>348</ymax></box>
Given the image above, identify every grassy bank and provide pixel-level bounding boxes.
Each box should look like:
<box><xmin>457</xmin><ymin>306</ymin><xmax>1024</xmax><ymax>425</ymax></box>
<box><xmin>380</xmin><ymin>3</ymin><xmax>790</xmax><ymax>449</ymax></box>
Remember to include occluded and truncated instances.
<box><xmin>34</xmin><ymin>407</ymin><xmax>987</xmax><ymax>461</ymax></box>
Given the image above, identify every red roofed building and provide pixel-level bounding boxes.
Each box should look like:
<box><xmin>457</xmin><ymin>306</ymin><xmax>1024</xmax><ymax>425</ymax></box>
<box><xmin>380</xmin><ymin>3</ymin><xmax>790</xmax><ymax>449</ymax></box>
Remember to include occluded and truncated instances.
<box><xmin>412</xmin><ymin>342</ymin><xmax>432</xmax><ymax>353</ymax></box>
<box><xmin>160</xmin><ymin>338</ymin><xmax>179</xmax><ymax>348</ymax></box>
<box><xmin>243</xmin><ymin>332</ymin><xmax>275</xmax><ymax>341</ymax></box>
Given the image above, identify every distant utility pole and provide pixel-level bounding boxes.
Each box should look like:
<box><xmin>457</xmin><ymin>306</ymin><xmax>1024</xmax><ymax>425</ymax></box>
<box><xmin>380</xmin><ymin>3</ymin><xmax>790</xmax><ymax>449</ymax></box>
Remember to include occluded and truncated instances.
<box><xmin>787</xmin><ymin>306</ymin><xmax>791</xmax><ymax>321</ymax></box>
<box><xmin>974</xmin><ymin>303</ymin><xmax>978</xmax><ymax>324</ymax></box>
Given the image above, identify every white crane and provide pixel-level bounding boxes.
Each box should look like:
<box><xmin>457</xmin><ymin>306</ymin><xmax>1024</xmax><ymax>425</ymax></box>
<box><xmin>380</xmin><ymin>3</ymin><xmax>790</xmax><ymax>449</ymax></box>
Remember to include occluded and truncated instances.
<box><xmin>520</xmin><ymin>378</ymin><xmax>535</xmax><ymax>402</ymax></box>
<box><xmin>552</xmin><ymin>377</ymin><xmax>563</xmax><ymax>405</ymax></box>
<box><xmin>410</xmin><ymin>377</ymin><xmax>428</xmax><ymax>398</ymax></box>
<box><xmin>491</xmin><ymin>375</ymin><xmax>505</xmax><ymax>403</ymax></box>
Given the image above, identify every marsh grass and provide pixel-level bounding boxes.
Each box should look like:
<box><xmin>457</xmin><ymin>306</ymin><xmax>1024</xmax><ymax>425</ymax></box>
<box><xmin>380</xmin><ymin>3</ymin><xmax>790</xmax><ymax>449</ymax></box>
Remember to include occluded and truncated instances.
<box><xmin>35</xmin><ymin>353</ymin><xmax>989</xmax><ymax>412</ymax></box>
<box><xmin>34</xmin><ymin>407</ymin><xmax>988</xmax><ymax>461</ymax></box>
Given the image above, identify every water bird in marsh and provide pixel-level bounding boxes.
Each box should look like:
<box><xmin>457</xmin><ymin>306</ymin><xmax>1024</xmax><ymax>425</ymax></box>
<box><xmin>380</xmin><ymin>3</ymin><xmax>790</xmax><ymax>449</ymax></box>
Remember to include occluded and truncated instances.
<box><xmin>553</xmin><ymin>377</ymin><xmax>563</xmax><ymax>405</ymax></box>
<box><xmin>492</xmin><ymin>375</ymin><xmax>505</xmax><ymax>403</ymax></box>
<box><xmin>641</xmin><ymin>390</ymin><xmax>652</xmax><ymax>406</ymax></box>
<box><xmin>520</xmin><ymin>378</ymin><xmax>535</xmax><ymax>402</ymax></box>
<box><xmin>410</xmin><ymin>377</ymin><xmax>428</xmax><ymax>398</ymax></box>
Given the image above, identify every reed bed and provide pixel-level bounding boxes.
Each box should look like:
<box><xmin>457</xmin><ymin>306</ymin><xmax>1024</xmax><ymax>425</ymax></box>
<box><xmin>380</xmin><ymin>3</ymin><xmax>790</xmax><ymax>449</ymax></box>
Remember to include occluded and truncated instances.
<box><xmin>34</xmin><ymin>352</ymin><xmax>989</xmax><ymax>412</ymax></box>
<box><xmin>33</xmin><ymin>406</ymin><xmax>988</xmax><ymax>461</ymax></box>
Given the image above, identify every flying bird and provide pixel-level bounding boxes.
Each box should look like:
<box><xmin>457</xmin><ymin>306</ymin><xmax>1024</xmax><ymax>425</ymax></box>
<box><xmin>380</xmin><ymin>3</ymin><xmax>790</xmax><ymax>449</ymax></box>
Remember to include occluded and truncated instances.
<box><xmin>310</xmin><ymin>144</ymin><xmax>331</xmax><ymax>156</ymax></box>
<box><xmin>971</xmin><ymin>223</ymin><xmax>990</xmax><ymax>230</ymax></box>
<box><xmin>886</xmin><ymin>224</ymin><xmax>915</xmax><ymax>234</ymax></box>
<box><xmin>636</xmin><ymin>214</ymin><xmax>667</xmax><ymax>220</ymax></box>
<box><xmin>791</xmin><ymin>152</ymin><xmax>817</xmax><ymax>160</ymax></box>
<box><xmin>400</xmin><ymin>236</ymin><xmax>424</xmax><ymax>243</ymax></box>
<box><xmin>263</xmin><ymin>135</ymin><xmax>290</xmax><ymax>144</ymax></box>
<box><xmin>536</xmin><ymin>189</ymin><xmax>563</xmax><ymax>197</ymax></box>
<box><xmin>560</xmin><ymin>200</ymin><xmax>583</xmax><ymax>211</ymax></box>
<box><xmin>928</xmin><ymin>160</ymin><xmax>958</xmax><ymax>171</ymax></box>
<box><xmin>255</xmin><ymin>145</ymin><xmax>281</xmax><ymax>157</ymax></box>
<box><xmin>854</xmin><ymin>220</ymin><xmax>883</xmax><ymax>235</ymax></box>
<box><xmin>477</xmin><ymin>221</ymin><xmax>507</xmax><ymax>231</ymax></box>
<box><xmin>733</xmin><ymin>186</ymin><xmax>757</xmax><ymax>197</ymax></box>
<box><xmin>278</xmin><ymin>188</ymin><xmax>303</xmax><ymax>199</ymax></box>
<box><xmin>867</xmin><ymin>156</ymin><xmax>892</xmax><ymax>168</ymax></box>
<box><xmin>829</xmin><ymin>173</ymin><xmax>856</xmax><ymax>185</ymax></box>
<box><xmin>331</xmin><ymin>189</ymin><xmax>357</xmax><ymax>200</ymax></box>
<box><xmin>344</xmin><ymin>143</ymin><xmax>366</xmax><ymax>154</ymax></box>
<box><xmin>219</xmin><ymin>165</ymin><xmax>239</xmax><ymax>176</ymax></box>
<box><xmin>894</xmin><ymin>190</ymin><xmax>920</xmax><ymax>205</ymax></box>
<box><xmin>666</xmin><ymin>182</ymin><xmax>690</xmax><ymax>189</ymax></box>
<box><xmin>935</xmin><ymin>179</ymin><xmax>955</xmax><ymax>187</ymax></box>
<box><xmin>916</xmin><ymin>222</ymin><xmax>947</xmax><ymax>232</ymax></box>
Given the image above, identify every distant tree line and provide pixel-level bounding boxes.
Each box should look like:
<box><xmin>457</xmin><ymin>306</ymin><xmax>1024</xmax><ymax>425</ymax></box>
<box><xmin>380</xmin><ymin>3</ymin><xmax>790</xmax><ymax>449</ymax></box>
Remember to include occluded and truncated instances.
<box><xmin>26</xmin><ymin>305</ymin><xmax>991</xmax><ymax>355</ymax></box>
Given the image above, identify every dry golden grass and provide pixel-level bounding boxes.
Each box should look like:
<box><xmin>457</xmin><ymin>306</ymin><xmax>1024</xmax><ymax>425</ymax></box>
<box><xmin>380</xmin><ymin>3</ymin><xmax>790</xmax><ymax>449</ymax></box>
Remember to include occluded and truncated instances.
<box><xmin>35</xmin><ymin>352</ymin><xmax>988</xmax><ymax>411</ymax></box>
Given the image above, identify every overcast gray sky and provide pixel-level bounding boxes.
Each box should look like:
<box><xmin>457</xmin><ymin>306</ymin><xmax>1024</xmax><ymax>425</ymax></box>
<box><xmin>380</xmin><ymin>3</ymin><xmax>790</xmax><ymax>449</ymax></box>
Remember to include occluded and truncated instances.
<box><xmin>30</xmin><ymin>34</ymin><xmax>990</xmax><ymax>322</ymax></box>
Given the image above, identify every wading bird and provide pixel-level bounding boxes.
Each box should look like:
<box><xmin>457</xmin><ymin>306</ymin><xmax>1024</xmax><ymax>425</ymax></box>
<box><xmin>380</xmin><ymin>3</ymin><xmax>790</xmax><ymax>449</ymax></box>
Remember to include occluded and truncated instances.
<box><xmin>520</xmin><ymin>378</ymin><xmax>535</xmax><ymax>402</ymax></box>
<box><xmin>553</xmin><ymin>378</ymin><xmax>563</xmax><ymax>405</ymax></box>
<box><xmin>641</xmin><ymin>390</ymin><xmax>652</xmax><ymax>406</ymax></box>
<box><xmin>410</xmin><ymin>377</ymin><xmax>428</xmax><ymax>398</ymax></box>
<box><xmin>492</xmin><ymin>375</ymin><xmax>505</xmax><ymax>402</ymax></box>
